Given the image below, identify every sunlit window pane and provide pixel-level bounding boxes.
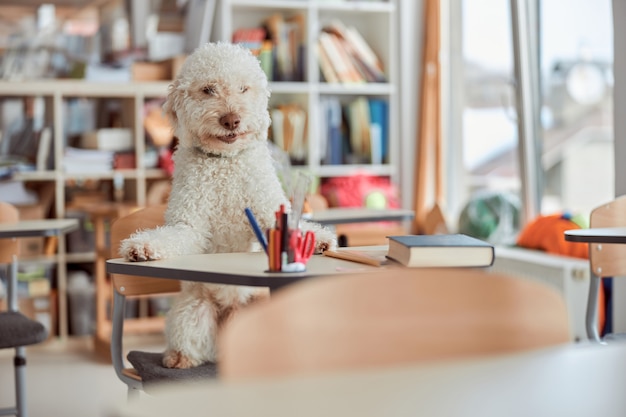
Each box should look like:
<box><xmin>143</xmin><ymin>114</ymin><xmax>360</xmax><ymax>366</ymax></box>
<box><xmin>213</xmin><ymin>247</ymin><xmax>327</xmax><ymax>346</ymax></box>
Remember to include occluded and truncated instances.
<box><xmin>456</xmin><ymin>0</ymin><xmax>614</xmax><ymax>243</ymax></box>
<box><xmin>539</xmin><ymin>0</ymin><xmax>614</xmax><ymax>217</ymax></box>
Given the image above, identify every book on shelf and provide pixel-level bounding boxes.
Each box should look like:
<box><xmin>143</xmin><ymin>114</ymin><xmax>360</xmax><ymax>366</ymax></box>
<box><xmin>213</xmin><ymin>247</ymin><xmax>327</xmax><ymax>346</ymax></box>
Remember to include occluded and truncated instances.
<box><xmin>63</xmin><ymin>147</ymin><xmax>115</xmax><ymax>174</ymax></box>
<box><xmin>264</xmin><ymin>13</ymin><xmax>305</xmax><ymax>81</ymax></box>
<box><xmin>287</xmin><ymin>14</ymin><xmax>306</xmax><ymax>81</ymax></box>
<box><xmin>319</xmin><ymin>96</ymin><xmax>389</xmax><ymax>166</ymax></box>
<box><xmin>347</xmin><ymin>96</ymin><xmax>371</xmax><ymax>161</ymax></box>
<box><xmin>316</xmin><ymin>41</ymin><xmax>339</xmax><ymax>83</ymax></box>
<box><xmin>320</xmin><ymin>96</ymin><xmax>344</xmax><ymax>165</ymax></box>
<box><xmin>386</xmin><ymin>234</ymin><xmax>495</xmax><ymax>268</ymax></box>
<box><xmin>18</xmin><ymin>278</ymin><xmax>51</xmax><ymax>298</ymax></box>
<box><xmin>270</xmin><ymin>103</ymin><xmax>307</xmax><ymax>163</ymax></box>
<box><xmin>368</xmin><ymin>98</ymin><xmax>388</xmax><ymax>164</ymax></box>
<box><xmin>322</xmin><ymin>20</ymin><xmax>386</xmax><ymax>83</ymax></box>
<box><xmin>318</xmin><ymin>31</ymin><xmax>364</xmax><ymax>84</ymax></box>
<box><xmin>344</xmin><ymin>25</ymin><xmax>386</xmax><ymax>79</ymax></box>
<box><xmin>369</xmin><ymin>123</ymin><xmax>383</xmax><ymax>166</ymax></box>
<box><xmin>317</xmin><ymin>98</ymin><xmax>328</xmax><ymax>163</ymax></box>
<box><xmin>258</xmin><ymin>40</ymin><xmax>273</xmax><ymax>80</ymax></box>
<box><xmin>80</xmin><ymin>128</ymin><xmax>133</xmax><ymax>152</ymax></box>
<box><xmin>17</xmin><ymin>266</ymin><xmax>51</xmax><ymax>298</ymax></box>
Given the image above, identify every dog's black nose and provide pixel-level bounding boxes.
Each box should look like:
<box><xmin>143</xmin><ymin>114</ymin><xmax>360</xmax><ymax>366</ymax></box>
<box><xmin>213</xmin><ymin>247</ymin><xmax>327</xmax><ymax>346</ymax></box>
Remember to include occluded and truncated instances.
<box><xmin>220</xmin><ymin>113</ymin><xmax>241</xmax><ymax>131</ymax></box>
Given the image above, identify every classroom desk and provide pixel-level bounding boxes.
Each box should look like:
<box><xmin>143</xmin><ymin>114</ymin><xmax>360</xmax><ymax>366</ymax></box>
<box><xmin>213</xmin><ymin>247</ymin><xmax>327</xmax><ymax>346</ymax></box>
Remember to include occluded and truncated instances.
<box><xmin>564</xmin><ymin>227</ymin><xmax>626</xmax><ymax>244</ymax></box>
<box><xmin>309</xmin><ymin>207</ymin><xmax>414</xmax><ymax>225</ymax></box>
<box><xmin>112</xmin><ymin>341</ymin><xmax>626</xmax><ymax>417</ymax></box>
<box><xmin>0</xmin><ymin>218</ymin><xmax>78</xmax><ymax>239</ymax></box>
<box><xmin>106</xmin><ymin>249</ymin><xmax>389</xmax><ymax>292</ymax></box>
<box><xmin>0</xmin><ymin>218</ymin><xmax>79</xmax><ymax>338</ymax></box>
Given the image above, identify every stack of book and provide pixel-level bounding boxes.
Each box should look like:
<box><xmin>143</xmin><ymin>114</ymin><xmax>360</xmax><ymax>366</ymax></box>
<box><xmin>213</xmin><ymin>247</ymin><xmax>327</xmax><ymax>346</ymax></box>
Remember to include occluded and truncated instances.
<box><xmin>17</xmin><ymin>266</ymin><xmax>52</xmax><ymax>298</ymax></box>
<box><xmin>63</xmin><ymin>147</ymin><xmax>115</xmax><ymax>174</ymax></box>
<box><xmin>317</xmin><ymin>20</ymin><xmax>386</xmax><ymax>84</ymax></box>
<box><xmin>319</xmin><ymin>96</ymin><xmax>388</xmax><ymax>165</ymax></box>
<box><xmin>233</xmin><ymin>13</ymin><xmax>305</xmax><ymax>82</ymax></box>
<box><xmin>269</xmin><ymin>103</ymin><xmax>307</xmax><ymax>164</ymax></box>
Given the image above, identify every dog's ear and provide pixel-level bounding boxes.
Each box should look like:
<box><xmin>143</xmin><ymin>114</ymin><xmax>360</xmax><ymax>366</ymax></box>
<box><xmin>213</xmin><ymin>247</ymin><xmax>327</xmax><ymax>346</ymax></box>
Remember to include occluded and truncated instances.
<box><xmin>163</xmin><ymin>79</ymin><xmax>181</xmax><ymax>132</ymax></box>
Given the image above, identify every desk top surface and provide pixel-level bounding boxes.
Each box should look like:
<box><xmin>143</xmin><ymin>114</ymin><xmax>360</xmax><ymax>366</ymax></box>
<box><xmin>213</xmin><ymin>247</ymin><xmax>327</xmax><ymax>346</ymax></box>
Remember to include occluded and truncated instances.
<box><xmin>0</xmin><ymin>218</ymin><xmax>79</xmax><ymax>238</ymax></box>
<box><xmin>309</xmin><ymin>208</ymin><xmax>414</xmax><ymax>225</ymax></box>
<box><xmin>564</xmin><ymin>227</ymin><xmax>626</xmax><ymax>243</ymax></box>
<box><xmin>113</xmin><ymin>341</ymin><xmax>626</xmax><ymax>417</ymax></box>
<box><xmin>107</xmin><ymin>247</ymin><xmax>393</xmax><ymax>290</ymax></box>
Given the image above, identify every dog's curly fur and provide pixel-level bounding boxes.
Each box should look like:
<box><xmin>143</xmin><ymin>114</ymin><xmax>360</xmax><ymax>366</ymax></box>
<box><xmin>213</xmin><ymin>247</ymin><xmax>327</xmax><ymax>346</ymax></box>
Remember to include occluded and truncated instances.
<box><xmin>119</xmin><ymin>42</ymin><xmax>337</xmax><ymax>368</ymax></box>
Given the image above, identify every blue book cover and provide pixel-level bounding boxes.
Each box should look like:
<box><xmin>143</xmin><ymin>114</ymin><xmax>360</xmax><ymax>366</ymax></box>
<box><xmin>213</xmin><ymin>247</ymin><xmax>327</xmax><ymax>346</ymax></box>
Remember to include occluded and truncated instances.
<box><xmin>323</xmin><ymin>97</ymin><xmax>343</xmax><ymax>165</ymax></box>
<box><xmin>368</xmin><ymin>99</ymin><xmax>388</xmax><ymax>163</ymax></box>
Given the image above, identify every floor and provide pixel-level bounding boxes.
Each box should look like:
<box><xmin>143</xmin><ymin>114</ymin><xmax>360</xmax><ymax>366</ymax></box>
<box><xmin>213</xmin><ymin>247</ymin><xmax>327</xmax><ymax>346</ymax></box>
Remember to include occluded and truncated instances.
<box><xmin>0</xmin><ymin>334</ymin><xmax>166</xmax><ymax>417</ymax></box>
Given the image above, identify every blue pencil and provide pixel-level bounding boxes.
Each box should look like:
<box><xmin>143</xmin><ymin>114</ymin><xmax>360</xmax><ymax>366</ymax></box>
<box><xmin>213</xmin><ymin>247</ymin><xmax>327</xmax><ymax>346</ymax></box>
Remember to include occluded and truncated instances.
<box><xmin>245</xmin><ymin>207</ymin><xmax>268</xmax><ymax>254</ymax></box>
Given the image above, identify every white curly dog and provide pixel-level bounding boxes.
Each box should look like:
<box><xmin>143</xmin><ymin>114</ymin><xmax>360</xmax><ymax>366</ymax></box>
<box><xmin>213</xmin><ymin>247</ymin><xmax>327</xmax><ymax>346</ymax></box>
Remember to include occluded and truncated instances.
<box><xmin>119</xmin><ymin>42</ymin><xmax>336</xmax><ymax>369</ymax></box>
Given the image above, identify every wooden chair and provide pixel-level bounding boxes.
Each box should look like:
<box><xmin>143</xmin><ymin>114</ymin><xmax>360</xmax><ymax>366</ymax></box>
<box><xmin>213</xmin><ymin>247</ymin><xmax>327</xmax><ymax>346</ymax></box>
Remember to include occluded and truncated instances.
<box><xmin>109</xmin><ymin>205</ymin><xmax>217</xmax><ymax>400</ymax></box>
<box><xmin>586</xmin><ymin>195</ymin><xmax>626</xmax><ymax>342</ymax></box>
<box><xmin>217</xmin><ymin>268</ymin><xmax>571</xmax><ymax>381</ymax></box>
<box><xmin>0</xmin><ymin>202</ymin><xmax>48</xmax><ymax>417</ymax></box>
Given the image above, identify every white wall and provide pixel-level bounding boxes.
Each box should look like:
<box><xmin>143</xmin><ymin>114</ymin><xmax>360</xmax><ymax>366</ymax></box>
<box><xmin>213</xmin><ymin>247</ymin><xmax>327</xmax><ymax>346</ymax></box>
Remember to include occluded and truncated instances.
<box><xmin>398</xmin><ymin>0</ymin><xmax>423</xmax><ymax>210</ymax></box>
<box><xmin>611</xmin><ymin>0</ymin><xmax>626</xmax><ymax>333</ymax></box>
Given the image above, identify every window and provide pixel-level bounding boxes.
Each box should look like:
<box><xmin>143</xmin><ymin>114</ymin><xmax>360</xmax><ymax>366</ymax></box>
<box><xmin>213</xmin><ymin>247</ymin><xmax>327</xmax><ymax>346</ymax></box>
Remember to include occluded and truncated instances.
<box><xmin>449</xmin><ymin>0</ymin><xmax>614</xmax><ymax>242</ymax></box>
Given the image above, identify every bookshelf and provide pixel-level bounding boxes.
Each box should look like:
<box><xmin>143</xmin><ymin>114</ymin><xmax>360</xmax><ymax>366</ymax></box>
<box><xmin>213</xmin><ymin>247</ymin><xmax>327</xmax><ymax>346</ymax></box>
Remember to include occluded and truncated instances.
<box><xmin>1</xmin><ymin>79</ymin><xmax>171</xmax><ymax>216</ymax></box>
<box><xmin>216</xmin><ymin>0</ymin><xmax>400</xmax><ymax>185</ymax></box>
<box><xmin>0</xmin><ymin>79</ymin><xmax>171</xmax><ymax>339</ymax></box>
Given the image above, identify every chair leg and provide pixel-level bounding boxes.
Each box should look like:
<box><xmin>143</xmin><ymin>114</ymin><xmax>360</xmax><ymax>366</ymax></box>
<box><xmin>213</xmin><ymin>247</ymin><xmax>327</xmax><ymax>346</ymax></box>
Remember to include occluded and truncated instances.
<box><xmin>586</xmin><ymin>272</ymin><xmax>603</xmax><ymax>343</ymax></box>
<box><xmin>127</xmin><ymin>386</ymin><xmax>141</xmax><ymax>402</ymax></box>
<box><xmin>14</xmin><ymin>346</ymin><xmax>27</xmax><ymax>417</ymax></box>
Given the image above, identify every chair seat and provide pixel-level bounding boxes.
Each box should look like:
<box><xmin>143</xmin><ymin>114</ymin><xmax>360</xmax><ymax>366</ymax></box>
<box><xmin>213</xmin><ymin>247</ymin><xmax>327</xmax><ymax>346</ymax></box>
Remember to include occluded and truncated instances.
<box><xmin>126</xmin><ymin>351</ymin><xmax>218</xmax><ymax>393</ymax></box>
<box><xmin>0</xmin><ymin>311</ymin><xmax>48</xmax><ymax>349</ymax></box>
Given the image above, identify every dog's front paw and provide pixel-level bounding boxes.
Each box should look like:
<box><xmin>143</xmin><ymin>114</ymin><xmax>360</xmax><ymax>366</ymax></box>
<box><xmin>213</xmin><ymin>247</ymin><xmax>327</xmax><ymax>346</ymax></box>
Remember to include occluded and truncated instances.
<box><xmin>301</xmin><ymin>221</ymin><xmax>338</xmax><ymax>253</ymax></box>
<box><xmin>315</xmin><ymin>239</ymin><xmax>335</xmax><ymax>253</ymax></box>
<box><xmin>162</xmin><ymin>349</ymin><xmax>204</xmax><ymax>369</ymax></box>
<box><xmin>313</xmin><ymin>228</ymin><xmax>337</xmax><ymax>253</ymax></box>
<box><xmin>119</xmin><ymin>238</ymin><xmax>162</xmax><ymax>262</ymax></box>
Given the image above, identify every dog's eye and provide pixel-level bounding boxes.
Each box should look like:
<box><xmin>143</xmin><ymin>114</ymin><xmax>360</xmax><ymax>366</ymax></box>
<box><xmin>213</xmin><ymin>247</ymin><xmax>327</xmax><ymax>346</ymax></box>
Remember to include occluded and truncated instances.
<box><xmin>202</xmin><ymin>86</ymin><xmax>216</xmax><ymax>95</ymax></box>
<box><xmin>241</xmin><ymin>86</ymin><xmax>249</xmax><ymax>93</ymax></box>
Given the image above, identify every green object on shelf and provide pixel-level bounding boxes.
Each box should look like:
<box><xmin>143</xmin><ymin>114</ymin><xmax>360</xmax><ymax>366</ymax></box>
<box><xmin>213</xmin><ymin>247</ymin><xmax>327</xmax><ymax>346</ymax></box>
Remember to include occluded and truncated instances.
<box><xmin>365</xmin><ymin>191</ymin><xmax>387</xmax><ymax>209</ymax></box>
<box><xmin>458</xmin><ymin>191</ymin><xmax>521</xmax><ymax>244</ymax></box>
<box><xmin>17</xmin><ymin>266</ymin><xmax>47</xmax><ymax>281</ymax></box>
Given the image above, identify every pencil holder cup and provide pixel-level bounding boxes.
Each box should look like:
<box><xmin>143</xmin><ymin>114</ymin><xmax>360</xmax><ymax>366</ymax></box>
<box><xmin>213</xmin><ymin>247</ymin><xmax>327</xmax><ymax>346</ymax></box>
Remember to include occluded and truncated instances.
<box><xmin>266</xmin><ymin>228</ymin><xmax>315</xmax><ymax>273</ymax></box>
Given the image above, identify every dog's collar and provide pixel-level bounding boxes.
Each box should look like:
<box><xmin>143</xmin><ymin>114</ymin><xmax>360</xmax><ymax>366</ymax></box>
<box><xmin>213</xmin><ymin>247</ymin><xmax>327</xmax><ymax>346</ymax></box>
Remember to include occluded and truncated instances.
<box><xmin>193</xmin><ymin>146</ymin><xmax>227</xmax><ymax>158</ymax></box>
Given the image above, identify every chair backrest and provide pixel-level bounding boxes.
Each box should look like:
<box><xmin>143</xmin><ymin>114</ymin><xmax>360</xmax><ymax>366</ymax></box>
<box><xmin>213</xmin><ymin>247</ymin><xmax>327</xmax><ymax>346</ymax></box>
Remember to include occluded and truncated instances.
<box><xmin>0</xmin><ymin>202</ymin><xmax>19</xmax><ymax>264</ymax></box>
<box><xmin>589</xmin><ymin>195</ymin><xmax>626</xmax><ymax>277</ymax></box>
<box><xmin>109</xmin><ymin>205</ymin><xmax>180</xmax><ymax>296</ymax></box>
<box><xmin>217</xmin><ymin>267</ymin><xmax>571</xmax><ymax>381</ymax></box>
